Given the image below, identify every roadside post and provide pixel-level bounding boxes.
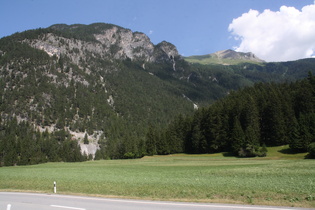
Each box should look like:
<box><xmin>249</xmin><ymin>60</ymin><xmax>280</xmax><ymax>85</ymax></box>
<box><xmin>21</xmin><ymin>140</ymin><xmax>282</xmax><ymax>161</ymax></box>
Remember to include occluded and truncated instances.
<box><xmin>54</xmin><ymin>181</ymin><xmax>57</xmax><ymax>194</ymax></box>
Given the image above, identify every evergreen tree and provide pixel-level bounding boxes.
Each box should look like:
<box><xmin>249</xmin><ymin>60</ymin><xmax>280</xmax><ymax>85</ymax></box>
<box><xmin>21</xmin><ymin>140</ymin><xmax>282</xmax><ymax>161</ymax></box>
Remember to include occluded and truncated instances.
<box><xmin>308</xmin><ymin>142</ymin><xmax>315</xmax><ymax>158</ymax></box>
<box><xmin>294</xmin><ymin>114</ymin><xmax>314</xmax><ymax>151</ymax></box>
<box><xmin>94</xmin><ymin>149</ymin><xmax>103</xmax><ymax>160</ymax></box>
<box><xmin>3</xmin><ymin>134</ymin><xmax>17</xmax><ymax>166</ymax></box>
<box><xmin>189</xmin><ymin>123</ymin><xmax>203</xmax><ymax>154</ymax></box>
<box><xmin>230</xmin><ymin>117</ymin><xmax>246</xmax><ymax>156</ymax></box>
<box><xmin>145</xmin><ymin>125</ymin><xmax>157</xmax><ymax>156</ymax></box>
<box><xmin>156</xmin><ymin>131</ymin><xmax>169</xmax><ymax>155</ymax></box>
<box><xmin>288</xmin><ymin>117</ymin><xmax>302</xmax><ymax>151</ymax></box>
<box><xmin>242</xmin><ymin>95</ymin><xmax>261</xmax><ymax>150</ymax></box>
<box><xmin>83</xmin><ymin>133</ymin><xmax>89</xmax><ymax>144</ymax></box>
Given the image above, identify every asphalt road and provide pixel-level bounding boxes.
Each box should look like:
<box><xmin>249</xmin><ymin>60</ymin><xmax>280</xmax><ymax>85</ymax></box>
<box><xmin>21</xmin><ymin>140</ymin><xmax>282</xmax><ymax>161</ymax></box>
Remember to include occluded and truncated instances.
<box><xmin>0</xmin><ymin>192</ymin><xmax>313</xmax><ymax>210</ymax></box>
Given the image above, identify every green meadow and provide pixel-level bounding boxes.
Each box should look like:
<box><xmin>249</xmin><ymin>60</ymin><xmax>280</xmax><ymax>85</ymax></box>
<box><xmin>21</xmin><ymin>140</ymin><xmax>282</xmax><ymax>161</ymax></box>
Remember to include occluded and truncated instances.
<box><xmin>0</xmin><ymin>145</ymin><xmax>314</xmax><ymax>208</ymax></box>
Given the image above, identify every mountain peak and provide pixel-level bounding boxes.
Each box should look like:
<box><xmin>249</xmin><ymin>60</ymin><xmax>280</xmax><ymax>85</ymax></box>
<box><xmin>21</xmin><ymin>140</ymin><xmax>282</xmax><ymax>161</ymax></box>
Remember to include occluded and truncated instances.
<box><xmin>212</xmin><ymin>49</ymin><xmax>265</xmax><ymax>63</ymax></box>
<box><xmin>23</xmin><ymin>23</ymin><xmax>180</xmax><ymax>64</ymax></box>
<box><xmin>185</xmin><ymin>49</ymin><xmax>265</xmax><ymax>65</ymax></box>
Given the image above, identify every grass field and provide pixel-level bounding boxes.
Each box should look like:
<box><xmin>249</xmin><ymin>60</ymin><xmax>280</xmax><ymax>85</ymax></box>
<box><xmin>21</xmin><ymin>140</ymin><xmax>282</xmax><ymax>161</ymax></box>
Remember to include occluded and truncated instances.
<box><xmin>0</xmin><ymin>145</ymin><xmax>314</xmax><ymax>208</ymax></box>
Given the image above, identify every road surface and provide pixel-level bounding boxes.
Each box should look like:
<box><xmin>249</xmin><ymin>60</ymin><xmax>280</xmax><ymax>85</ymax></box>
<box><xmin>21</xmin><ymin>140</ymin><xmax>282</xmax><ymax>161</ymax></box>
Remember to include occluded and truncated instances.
<box><xmin>0</xmin><ymin>192</ymin><xmax>313</xmax><ymax>210</ymax></box>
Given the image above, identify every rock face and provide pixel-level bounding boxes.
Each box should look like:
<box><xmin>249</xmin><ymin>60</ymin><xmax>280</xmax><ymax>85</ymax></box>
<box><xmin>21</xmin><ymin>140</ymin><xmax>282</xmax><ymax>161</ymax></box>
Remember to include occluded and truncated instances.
<box><xmin>80</xmin><ymin>143</ymin><xmax>99</xmax><ymax>158</ymax></box>
<box><xmin>94</xmin><ymin>27</ymin><xmax>155</xmax><ymax>61</ymax></box>
<box><xmin>26</xmin><ymin>23</ymin><xmax>180</xmax><ymax>65</ymax></box>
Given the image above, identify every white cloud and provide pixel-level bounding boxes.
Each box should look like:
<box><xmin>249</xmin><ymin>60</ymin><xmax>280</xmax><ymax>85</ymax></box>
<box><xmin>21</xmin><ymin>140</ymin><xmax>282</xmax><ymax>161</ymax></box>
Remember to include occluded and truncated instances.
<box><xmin>228</xmin><ymin>3</ymin><xmax>315</xmax><ymax>62</ymax></box>
<box><xmin>149</xmin><ymin>30</ymin><xmax>154</xmax><ymax>35</ymax></box>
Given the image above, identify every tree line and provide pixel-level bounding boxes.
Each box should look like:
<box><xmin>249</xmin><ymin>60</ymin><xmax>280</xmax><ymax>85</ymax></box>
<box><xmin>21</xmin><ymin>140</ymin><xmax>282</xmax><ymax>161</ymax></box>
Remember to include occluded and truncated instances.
<box><xmin>0</xmin><ymin>118</ymin><xmax>90</xmax><ymax>166</ymax></box>
<box><xmin>2</xmin><ymin>73</ymin><xmax>315</xmax><ymax>166</ymax></box>
<box><xmin>146</xmin><ymin>73</ymin><xmax>315</xmax><ymax>158</ymax></box>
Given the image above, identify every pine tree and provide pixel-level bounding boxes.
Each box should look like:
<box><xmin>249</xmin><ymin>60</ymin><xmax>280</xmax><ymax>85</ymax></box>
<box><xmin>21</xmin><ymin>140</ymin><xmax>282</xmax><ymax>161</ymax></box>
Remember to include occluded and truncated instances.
<box><xmin>156</xmin><ymin>131</ymin><xmax>169</xmax><ymax>155</ymax></box>
<box><xmin>242</xmin><ymin>95</ymin><xmax>261</xmax><ymax>151</ymax></box>
<box><xmin>289</xmin><ymin>116</ymin><xmax>302</xmax><ymax>151</ymax></box>
<box><xmin>3</xmin><ymin>134</ymin><xmax>17</xmax><ymax>166</ymax></box>
<box><xmin>260</xmin><ymin>93</ymin><xmax>286</xmax><ymax>146</ymax></box>
<box><xmin>189</xmin><ymin>123</ymin><xmax>204</xmax><ymax>154</ymax></box>
<box><xmin>83</xmin><ymin>133</ymin><xmax>89</xmax><ymax>144</ymax></box>
<box><xmin>230</xmin><ymin>117</ymin><xmax>246</xmax><ymax>156</ymax></box>
<box><xmin>294</xmin><ymin>114</ymin><xmax>313</xmax><ymax>152</ymax></box>
<box><xmin>145</xmin><ymin>125</ymin><xmax>156</xmax><ymax>156</ymax></box>
<box><xmin>308</xmin><ymin>142</ymin><xmax>315</xmax><ymax>158</ymax></box>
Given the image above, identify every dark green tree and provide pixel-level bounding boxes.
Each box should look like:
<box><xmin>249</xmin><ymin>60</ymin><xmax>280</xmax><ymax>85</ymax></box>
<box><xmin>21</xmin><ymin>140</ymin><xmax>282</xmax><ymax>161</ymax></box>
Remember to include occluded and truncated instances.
<box><xmin>230</xmin><ymin>117</ymin><xmax>246</xmax><ymax>156</ymax></box>
<box><xmin>156</xmin><ymin>131</ymin><xmax>169</xmax><ymax>155</ymax></box>
<box><xmin>3</xmin><ymin>134</ymin><xmax>17</xmax><ymax>166</ymax></box>
<box><xmin>83</xmin><ymin>133</ymin><xmax>89</xmax><ymax>144</ymax></box>
<box><xmin>308</xmin><ymin>142</ymin><xmax>315</xmax><ymax>158</ymax></box>
<box><xmin>145</xmin><ymin>125</ymin><xmax>157</xmax><ymax>156</ymax></box>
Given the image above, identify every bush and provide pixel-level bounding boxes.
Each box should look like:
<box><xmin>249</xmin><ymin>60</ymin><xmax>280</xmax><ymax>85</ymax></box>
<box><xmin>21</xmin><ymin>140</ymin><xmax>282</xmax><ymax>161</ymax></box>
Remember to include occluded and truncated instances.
<box><xmin>238</xmin><ymin>144</ymin><xmax>258</xmax><ymax>157</ymax></box>
<box><xmin>237</xmin><ymin>144</ymin><xmax>267</xmax><ymax>157</ymax></box>
<box><xmin>308</xmin><ymin>142</ymin><xmax>315</xmax><ymax>158</ymax></box>
<box><xmin>258</xmin><ymin>144</ymin><xmax>268</xmax><ymax>157</ymax></box>
<box><xmin>123</xmin><ymin>152</ymin><xmax>135</xmax><ymax>159</ymax></box>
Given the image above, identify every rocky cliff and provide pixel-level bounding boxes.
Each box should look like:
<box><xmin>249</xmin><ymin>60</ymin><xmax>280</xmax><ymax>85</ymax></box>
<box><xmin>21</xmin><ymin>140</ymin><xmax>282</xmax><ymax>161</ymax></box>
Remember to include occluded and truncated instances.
<box><xmin>25</xmin><ymin>23</ymin><xmax>180</xmax><ymax>66</ymax></box>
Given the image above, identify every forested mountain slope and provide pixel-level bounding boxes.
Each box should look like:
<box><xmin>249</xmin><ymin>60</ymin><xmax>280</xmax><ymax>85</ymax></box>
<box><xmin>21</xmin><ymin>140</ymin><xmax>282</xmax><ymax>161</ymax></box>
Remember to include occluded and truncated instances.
<box><xmin>1</xmin><ymin>23</ymin><xmax>315</xmax><ymax>165</ymax></box>
<box><xmin>150</xmin><ymin>74</ymin><xmax>315</xmax><ymax>158</ymax></box>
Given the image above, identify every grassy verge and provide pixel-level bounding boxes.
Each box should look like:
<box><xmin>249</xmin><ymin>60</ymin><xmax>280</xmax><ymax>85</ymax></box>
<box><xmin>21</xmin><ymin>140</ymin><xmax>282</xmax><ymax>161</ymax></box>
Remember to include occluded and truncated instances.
<box><xmin>0</xmin><ymin>146</ymin><xmax>314</xmax><ymax>208</ymax></box>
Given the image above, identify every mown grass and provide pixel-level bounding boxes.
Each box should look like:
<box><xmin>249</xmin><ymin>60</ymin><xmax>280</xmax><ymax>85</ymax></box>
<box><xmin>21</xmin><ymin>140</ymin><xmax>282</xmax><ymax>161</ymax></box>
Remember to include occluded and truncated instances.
<box><xmin>0</xmin><ymin>146</ymin><xmax>314</xmax><ymax>208</ymax></box>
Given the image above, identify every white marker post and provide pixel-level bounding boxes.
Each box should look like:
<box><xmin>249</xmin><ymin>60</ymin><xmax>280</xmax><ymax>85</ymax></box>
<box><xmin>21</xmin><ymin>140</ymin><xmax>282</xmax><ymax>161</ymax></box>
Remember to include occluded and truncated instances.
<box><xmin>7</xmin><ymin>204</ymin><xmax>11</xmax><ymax>210</ymax></box>
<box><xmin>54</xmin><ymin>181</ymin><xmax>57</xmax><ymax>194</ymax></box>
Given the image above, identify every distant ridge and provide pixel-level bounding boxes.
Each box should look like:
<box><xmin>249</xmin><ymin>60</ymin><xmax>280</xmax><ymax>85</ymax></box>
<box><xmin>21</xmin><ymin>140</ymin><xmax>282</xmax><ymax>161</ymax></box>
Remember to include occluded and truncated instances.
<box><xmin>185</xmin><ymin>49</ymin><xmax>265</xmax><ymax>65</ymax></box>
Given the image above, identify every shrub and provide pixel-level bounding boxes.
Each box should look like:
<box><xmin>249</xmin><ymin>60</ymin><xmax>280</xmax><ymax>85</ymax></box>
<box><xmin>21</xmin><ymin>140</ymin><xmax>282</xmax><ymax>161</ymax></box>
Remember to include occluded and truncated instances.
<box><xmin>123</xmin><ymin>152</ymin><xmax>135</xmax><ymax>159</ymax></box>
<box><xmin>238</xmin><ymin>144</ymin><xmax>267</xmax><ymax>157</ymax></box>
<box><xmin>308</xmin><ymin>142</ymin><xmax>315</xmax><ymax>158</ymax></box>
<box><xmin>258</xmin><ymin>144</ymin><xmax>268</xmax><ymax>157</ymax></box>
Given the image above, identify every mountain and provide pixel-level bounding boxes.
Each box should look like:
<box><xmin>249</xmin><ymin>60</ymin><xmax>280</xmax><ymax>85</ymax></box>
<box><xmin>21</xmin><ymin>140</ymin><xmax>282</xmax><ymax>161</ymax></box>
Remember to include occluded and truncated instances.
<box><xmin>47</xmin><ymin>23</ymin><xmax>180</xmax><ymax>64</ymax></box>
<box><xmin>1</xmin><ymin>22</ymin><xmax>315</xmax><ymax>165</ymax></box>
<box><xmin>0</xmin><ymin>23</ymin><xmax>231</xmax><ymax>162</ymax></box>
<box><xmin>185</xmin><ymin>49</ymin><xmax>265</xmax><ymax>65</ymax></box>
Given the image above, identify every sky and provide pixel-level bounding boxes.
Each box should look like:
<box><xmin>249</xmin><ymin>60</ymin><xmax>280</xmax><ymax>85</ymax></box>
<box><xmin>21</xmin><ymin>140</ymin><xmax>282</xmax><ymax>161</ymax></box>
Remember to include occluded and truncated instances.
<box><xmin>0</xmin><ymin>0</ymin><xmax>315</xmax><ymax>62</ymax></box>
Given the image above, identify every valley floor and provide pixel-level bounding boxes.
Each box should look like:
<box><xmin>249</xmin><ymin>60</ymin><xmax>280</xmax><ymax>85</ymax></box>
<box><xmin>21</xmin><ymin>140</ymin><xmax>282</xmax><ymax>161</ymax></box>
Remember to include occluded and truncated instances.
<box><xmin>0</xmin><ymin>146</ymin><xmax>314</xmax><ymax>208</ymax></box>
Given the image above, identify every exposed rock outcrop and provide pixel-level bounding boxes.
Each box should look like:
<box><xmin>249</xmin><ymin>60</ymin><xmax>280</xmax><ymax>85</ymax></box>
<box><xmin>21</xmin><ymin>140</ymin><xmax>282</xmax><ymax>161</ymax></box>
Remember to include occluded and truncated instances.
<box><xmin>25</xmin><ymin>23</ymin><xmax>180</xmax><ymax>66</ymax></box>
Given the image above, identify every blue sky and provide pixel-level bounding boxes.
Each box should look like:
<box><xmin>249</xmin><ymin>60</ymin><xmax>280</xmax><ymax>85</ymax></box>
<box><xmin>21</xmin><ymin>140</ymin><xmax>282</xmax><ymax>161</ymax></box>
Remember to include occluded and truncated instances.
<box><xmin>0</xmin><ymin>0</ymin><xmax>314</xmax><ymax>60</ymax></box>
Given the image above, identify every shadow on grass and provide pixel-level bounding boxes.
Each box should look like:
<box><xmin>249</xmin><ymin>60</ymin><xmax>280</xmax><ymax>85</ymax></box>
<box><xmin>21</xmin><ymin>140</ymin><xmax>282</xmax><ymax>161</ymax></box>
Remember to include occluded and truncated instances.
<box><xmin>222</xmin><ymin>152</ymin><xmax>263</xmax><ymax>158</ymax></box>
<box><xmin>278</xmin><ymin>148</ymin><xmax>314</xmax><ymax>159</ymax></box>
<box><xmin>278</xmin><ymin>148</ymin><xmax>300</xmax><ymax>155</ymax></box>
<box><xmin>222</xmin><ymin>152</ymin><xmax>235</xmax><ymax>157</ymax></box>
<box><xmin>304</xmin><ymin>153</ymin><xmax>315</xmax><ymax>159</ymax></box>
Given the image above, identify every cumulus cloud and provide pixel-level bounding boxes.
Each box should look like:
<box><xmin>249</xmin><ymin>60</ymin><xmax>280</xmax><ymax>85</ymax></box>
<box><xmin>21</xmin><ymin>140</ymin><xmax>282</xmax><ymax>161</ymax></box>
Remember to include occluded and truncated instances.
<box><xmin>228</xmin><ymin>3</ymin><xmax>315</xmax><ymax>62</ymax></box>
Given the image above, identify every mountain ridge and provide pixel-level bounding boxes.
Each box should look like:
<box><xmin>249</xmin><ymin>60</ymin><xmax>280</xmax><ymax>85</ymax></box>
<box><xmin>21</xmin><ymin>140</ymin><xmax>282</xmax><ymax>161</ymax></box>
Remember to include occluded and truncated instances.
<box><xmin>185</xmin><ymin>49</ymin><xmax>265</xmax><ymax>65</ymax></box>
<box><xmin>21</xmin><ymin>23</ymin><xmax>180</xmax><ymax>66</ymax></box>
